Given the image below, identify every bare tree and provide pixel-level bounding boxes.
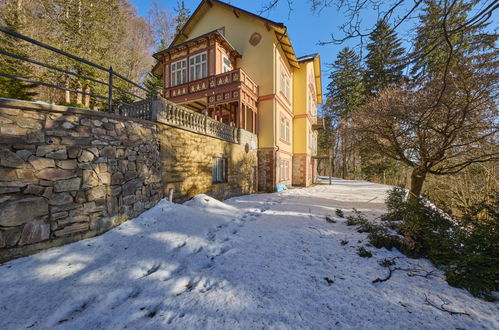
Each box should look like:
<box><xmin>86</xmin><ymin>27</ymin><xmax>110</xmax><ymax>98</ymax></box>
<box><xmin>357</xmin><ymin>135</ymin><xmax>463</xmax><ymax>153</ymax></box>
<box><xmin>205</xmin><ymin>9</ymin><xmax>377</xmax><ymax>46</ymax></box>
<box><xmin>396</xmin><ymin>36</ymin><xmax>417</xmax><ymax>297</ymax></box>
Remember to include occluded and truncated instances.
<box><xmin>352</xmin><ymin>61</ymin><xmax>498</xmax><ymax>199</ymax></box>
<box><xmin>147</xmin><ymin>0</ymin><xmax>175</xmax><ymax>50</ymax></box>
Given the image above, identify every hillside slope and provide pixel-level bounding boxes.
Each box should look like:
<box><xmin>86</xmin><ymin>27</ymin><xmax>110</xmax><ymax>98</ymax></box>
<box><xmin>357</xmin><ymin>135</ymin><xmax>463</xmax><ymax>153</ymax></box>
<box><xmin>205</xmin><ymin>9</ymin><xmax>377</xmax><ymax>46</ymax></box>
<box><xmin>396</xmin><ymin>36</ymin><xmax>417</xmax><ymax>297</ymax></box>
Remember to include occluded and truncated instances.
<box><xmin>0</xmin><ymin>179</ymin><xmax>497</xmax><ymax>329</ymax></box>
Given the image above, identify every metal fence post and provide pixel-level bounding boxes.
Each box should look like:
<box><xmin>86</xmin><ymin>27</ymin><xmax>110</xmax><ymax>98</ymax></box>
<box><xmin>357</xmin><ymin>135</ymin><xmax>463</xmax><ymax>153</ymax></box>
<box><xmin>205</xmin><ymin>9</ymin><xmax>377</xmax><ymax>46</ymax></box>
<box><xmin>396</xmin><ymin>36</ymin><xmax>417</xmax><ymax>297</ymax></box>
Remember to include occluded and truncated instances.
<box><xmin>108</xmin><ymin>66</ymin><xmax>113</xmax><ymax>112</ymax></box>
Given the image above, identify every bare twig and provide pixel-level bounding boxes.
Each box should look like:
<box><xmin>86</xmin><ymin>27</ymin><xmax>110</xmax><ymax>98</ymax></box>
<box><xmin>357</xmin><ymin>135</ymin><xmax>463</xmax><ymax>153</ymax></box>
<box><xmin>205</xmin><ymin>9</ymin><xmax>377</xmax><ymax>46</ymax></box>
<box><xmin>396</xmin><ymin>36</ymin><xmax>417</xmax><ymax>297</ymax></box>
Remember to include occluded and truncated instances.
<box><xmin>373</xmin><ymin>266</ymin><xmax>435</xmax><ymax>283</ymax></box>
<box><xmin>423</xmin><ymin>294</ymin><xmax>471</xmax><ymax>317</ymax></box>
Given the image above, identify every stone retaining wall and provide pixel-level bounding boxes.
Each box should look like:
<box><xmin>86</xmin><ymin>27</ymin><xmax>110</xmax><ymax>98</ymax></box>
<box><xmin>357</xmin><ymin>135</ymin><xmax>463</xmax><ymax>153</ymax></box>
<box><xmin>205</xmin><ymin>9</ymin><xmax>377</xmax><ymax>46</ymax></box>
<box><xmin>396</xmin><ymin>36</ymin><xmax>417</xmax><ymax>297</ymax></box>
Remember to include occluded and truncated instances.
<box><xmin>0</xmin><ymin>100</ymin><xmax>257</xmax><ymax>261</ymax></box>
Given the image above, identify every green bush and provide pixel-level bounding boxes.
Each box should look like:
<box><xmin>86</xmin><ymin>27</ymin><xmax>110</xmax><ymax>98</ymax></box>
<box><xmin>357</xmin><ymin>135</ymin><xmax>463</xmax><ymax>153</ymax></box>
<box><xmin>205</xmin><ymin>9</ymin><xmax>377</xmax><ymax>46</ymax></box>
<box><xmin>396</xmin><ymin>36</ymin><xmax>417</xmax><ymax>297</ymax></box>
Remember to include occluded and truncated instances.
<box><xmin>367</xmin><ymin>226</ymin><xmax>400</xmax><ymax>251</ymax></box>
<box><xmin>335</xmin><ymin>209</ymin><xmax>345</xmax><ymax>218</ymax></box>
<box><xmin>396</xmin><ymin>198</ymin><xmax>455</xmax><ymax>262</ymax></box>
<box><xmin>381</xmin><ymin>186</ymin><xmax>407</xmax><ymax>222</ymax></box>
<box><xmin>357</xmin><ymin>246</ymin><xmax>373</xmax><ymax>258</ymax></box>
<box><xmin>346</xmin><ymin>209</ymin><xmax>374</xmax><ymax>232</ymax></box>
<box><xmin>380</xmin><ymin>187</ymin><xmax>499</xmax><ymax>301</ymax></box>
<box><xmin>444</xmin><ymin>199</ymin><xmax>499</xmax><ymax>301</ymax></box>
<box><xmin>346</xmin><ymin>216</ymin><xmax>358</xmax><ymax>226</ymax></box>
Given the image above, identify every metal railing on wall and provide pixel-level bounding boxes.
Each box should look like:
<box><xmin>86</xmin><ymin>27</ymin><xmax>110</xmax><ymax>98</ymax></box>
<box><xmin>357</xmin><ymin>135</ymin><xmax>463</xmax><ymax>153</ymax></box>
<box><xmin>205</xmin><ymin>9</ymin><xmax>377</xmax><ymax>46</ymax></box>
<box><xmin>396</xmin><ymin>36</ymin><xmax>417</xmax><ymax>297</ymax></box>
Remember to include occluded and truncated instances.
<box><xmin>0</xmin><ymin>27</ymin><xmax>148</xmax><ymax>112</ymax></box>
<box><xmin>0</xmin><ymin>27</ymin><xmax>244</xmax><ymax>144</ymax></box>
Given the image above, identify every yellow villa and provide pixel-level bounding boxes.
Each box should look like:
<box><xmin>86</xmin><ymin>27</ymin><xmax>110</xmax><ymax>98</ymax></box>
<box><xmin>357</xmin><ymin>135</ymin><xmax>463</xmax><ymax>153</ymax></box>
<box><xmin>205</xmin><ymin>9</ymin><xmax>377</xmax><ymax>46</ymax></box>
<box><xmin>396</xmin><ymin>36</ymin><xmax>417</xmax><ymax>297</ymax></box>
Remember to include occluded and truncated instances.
<box><xmin>153</xmin><ymin>0</ymin><xmax>323</xmax><ymax>191</ymax></box>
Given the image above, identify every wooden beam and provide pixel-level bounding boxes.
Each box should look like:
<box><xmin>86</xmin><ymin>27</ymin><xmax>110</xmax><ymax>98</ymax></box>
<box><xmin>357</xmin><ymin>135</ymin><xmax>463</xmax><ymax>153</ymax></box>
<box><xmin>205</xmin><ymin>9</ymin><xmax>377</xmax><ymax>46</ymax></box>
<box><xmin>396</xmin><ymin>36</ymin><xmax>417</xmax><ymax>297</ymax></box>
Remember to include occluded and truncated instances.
<box><xmin>252</xmin><ymin>110</ymin><xmax>256</xmax><ymax>134</ymax></box>
<box><xmin>264</xmin><ymin>23</ymin><xmax>272</xmax><ymax>31</ymax></box>
<box><xmin>206</xmin><ymin>0</ymin><xmax>213</xmax><ymax>7</ymax></box>
<box><xmin>243</xmin><ymin>104</ymin><xmax>247</xmax><ymax>131</ymax></box>
<box><xmin>233</xmin><ymin>9</ymin><xmax>240</xmax><ymax>18</ymax></box>
<box><xmin>236</xmin><ymin>102</ymin><xmax>241</xmax><ymax>128</ymax></box>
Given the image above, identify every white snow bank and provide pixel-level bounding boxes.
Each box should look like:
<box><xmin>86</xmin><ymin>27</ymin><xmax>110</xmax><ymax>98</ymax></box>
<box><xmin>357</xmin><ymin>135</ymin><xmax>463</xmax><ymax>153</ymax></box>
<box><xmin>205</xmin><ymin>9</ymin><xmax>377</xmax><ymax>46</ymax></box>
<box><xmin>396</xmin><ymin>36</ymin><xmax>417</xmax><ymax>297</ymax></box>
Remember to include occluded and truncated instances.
<box><xmin>184</xmin><ymin>194</ymin><xmax>242</xmax><ymax>218</ymax></box>
<box><xmin>0</xmin><ymin>180</ymin><xmax>497</xmax><ymax>329</ymax></box>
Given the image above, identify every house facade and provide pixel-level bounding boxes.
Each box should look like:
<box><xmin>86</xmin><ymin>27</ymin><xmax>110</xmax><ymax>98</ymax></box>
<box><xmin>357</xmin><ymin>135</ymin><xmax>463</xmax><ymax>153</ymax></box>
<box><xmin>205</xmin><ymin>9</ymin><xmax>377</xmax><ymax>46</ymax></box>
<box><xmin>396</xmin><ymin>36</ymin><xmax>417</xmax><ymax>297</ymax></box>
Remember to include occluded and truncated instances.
<box><xmin>153</xmin><ymin>0</ymin><xmax>322</xmax><ymax>191</ymax></box>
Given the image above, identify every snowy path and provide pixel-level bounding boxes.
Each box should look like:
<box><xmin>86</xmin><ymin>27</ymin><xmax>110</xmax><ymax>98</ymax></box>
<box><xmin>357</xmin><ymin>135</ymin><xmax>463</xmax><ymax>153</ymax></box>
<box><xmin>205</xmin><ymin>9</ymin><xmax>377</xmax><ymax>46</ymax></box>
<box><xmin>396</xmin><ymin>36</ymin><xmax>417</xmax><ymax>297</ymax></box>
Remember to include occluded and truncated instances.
<box><xmin>0</xmin><ymin>179</ymin><xmax>497</xmax><ymax>329</ymax></box>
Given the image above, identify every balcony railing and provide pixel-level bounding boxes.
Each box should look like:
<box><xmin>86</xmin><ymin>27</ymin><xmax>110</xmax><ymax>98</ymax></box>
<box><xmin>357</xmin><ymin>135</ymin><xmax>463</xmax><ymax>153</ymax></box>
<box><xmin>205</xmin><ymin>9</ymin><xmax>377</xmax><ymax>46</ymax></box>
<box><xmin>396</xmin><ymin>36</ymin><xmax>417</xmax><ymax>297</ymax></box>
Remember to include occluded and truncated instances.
<box><xmin>164</xmin><ymin>68</ymin><xmax>258</xmax><ymax>106</ymax></box>
<box><xmin>120</xmin><ymin>96</ymin><xmax>238</xmax><ymax>143</ymax></box>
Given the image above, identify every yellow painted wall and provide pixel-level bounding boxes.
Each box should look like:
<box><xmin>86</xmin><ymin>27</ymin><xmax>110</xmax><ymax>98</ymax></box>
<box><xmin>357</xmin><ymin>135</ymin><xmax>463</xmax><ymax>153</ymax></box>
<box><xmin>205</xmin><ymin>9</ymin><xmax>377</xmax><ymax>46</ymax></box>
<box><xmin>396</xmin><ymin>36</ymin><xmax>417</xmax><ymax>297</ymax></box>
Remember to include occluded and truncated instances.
<box><xmin>169</xmin><ymin>2</ymin><xmax>322</xmax><ymax>186</ymax></box>
<box><xmin>182</xmin><ymin>3</ymin><xmax>279</xmax><ymax>149</ymax></box>
<box><xmin>292</xmin><ymin>61</ymin><xmax>311</xmax><ymax>155</ymax></box>
<box><xmin>184</xmin><ymin>4</ymin><xmax>275</xmax><ymax>96</ymax></box>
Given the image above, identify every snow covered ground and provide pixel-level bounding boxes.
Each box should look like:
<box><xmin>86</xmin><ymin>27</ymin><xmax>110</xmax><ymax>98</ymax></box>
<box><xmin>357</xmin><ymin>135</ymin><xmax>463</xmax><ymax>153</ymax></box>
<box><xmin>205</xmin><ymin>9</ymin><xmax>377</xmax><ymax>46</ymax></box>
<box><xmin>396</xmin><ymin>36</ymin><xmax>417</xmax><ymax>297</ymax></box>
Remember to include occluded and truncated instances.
<box><xmin>0</xmin><ymin>179</ymin><xmax>497</xmax><ymax>329</ymax></box>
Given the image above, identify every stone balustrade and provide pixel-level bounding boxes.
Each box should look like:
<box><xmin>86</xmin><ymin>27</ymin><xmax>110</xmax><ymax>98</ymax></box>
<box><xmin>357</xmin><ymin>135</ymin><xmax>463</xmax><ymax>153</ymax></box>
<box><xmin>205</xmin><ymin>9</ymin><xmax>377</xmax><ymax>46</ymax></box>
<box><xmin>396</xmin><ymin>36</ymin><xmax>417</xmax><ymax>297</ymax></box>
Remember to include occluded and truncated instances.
<box><xmin>120</xmin><ymin>96</ymin><xmax>238</xmax><ymax>143</ymax></box>
<box><xmin>154</xmin><ymin>97</ymin><xmax>238</xmax><ymax>143</ymax></box>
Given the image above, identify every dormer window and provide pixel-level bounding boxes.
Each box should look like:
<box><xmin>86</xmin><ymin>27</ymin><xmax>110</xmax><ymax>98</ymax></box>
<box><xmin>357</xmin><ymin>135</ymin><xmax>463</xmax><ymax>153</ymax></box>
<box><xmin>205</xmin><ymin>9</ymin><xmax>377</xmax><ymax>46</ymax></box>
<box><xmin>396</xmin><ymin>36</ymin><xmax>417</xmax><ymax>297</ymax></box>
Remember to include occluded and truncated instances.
<box><xmin>171</xmin><ymin>59</ymin><xmax>187</xmax><ymax>86</ymax></box>
<box><xmin>189</xmin><ymin>52</ymin><xmax>208</xmax><ymax>81</ymax></box>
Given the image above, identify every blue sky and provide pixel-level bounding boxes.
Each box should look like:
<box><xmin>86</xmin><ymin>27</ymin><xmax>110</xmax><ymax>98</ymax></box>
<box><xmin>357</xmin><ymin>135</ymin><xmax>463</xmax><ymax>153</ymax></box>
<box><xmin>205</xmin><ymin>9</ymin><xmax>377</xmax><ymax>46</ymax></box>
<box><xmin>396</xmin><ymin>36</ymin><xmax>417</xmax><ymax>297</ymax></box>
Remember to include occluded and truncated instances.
<box><xmin>130</xmin><ymin>0</ymin><xmax>497</xmax><ymax>103</ymax></box>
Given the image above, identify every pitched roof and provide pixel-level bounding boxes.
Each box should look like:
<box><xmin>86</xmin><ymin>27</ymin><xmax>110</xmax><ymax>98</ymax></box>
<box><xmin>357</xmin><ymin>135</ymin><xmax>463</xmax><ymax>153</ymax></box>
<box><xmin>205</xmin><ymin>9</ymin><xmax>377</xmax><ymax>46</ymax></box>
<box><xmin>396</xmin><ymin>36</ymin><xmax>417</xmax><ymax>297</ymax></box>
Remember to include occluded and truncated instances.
<box><xmin>297</xmin><ymin>53</ymin><xmax>323</xmax><ymax>104</ymax></box>
<box><xmin>153</xmin><ymin>29</ymin><xmax>240</xmax><ymax>60</ymax></box>
<box><xmin>297</xmin><ymin>53</ymin><xmax>319</xmax><ymax>63</ymax></box>
<box><xmin>168</xmin><ymin>0</ymin><xmax>300</xmax><ymax>68</ymax></box>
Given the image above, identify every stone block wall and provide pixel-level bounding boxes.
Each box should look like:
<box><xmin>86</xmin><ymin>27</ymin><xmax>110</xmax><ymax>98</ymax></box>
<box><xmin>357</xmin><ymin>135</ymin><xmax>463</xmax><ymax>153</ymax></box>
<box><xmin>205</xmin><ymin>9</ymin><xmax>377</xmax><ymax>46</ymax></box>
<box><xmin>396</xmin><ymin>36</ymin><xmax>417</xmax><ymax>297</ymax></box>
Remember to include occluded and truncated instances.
<box><xmin>0</xmin><ymin>102</ymin><xmax>160</xmax><ymax>261</ymax></box>
<box><xmin>0</xmin><ymin>100</ymin><xmax>257</xmax><ymax>261</ymax></box>
<box><xmin>157</xmin><ymin>117</ymin><xmax>258</xmax><ymax>202</ymax></box>
<box><xmin>257</xmin><ymin>149</ymin><xmax>275</xmax><ymax>192</ymax></box>
<box><xmin>292</xmin><ymin>154</ymin><xmax>312</xmax><ymax>186</ymax></box>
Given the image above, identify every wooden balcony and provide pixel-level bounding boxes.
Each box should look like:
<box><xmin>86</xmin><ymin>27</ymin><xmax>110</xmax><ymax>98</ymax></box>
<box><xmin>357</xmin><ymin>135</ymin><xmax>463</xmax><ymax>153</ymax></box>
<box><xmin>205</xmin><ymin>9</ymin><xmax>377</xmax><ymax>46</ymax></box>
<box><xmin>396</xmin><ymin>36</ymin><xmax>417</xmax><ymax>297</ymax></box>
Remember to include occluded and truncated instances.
<box><xmin>164</xmin><ymin>68</ymin><xmax>258</xmax><ymax>110</ymax></box>
<box><xmin>163</xmin><ymin>68</ymin><xmax>258</xmax><ymax>134</ymax></box>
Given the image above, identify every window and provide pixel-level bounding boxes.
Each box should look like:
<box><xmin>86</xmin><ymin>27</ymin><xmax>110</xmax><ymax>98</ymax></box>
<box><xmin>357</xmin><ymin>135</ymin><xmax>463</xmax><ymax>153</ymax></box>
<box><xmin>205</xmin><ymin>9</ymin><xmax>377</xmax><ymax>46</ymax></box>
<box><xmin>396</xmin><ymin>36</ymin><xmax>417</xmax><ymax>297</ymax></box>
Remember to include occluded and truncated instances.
<box><xmin>312</xmin><ymin>132</ymin><xmax>317</xmax><ymax>154</ymax></box>
<box><xmin>280</xmin><ymin>115</ymin><xmax>290</xmax><ymax>143</ymax></box>
<box><xmin>189</xmin><ymin>52</ymin><xmax>207</xmax><ymax>81</ymax></box>
<box><xmin>212</xmin><ymin>157</ymin><xmax>227</xmax><ymax>183</ymax></box>
<box><xmin>308</xmin><ymin>92</ymin><xmax>311</xmax><ymax>112</ymax></box>
<box><xmin>310</xmin><ymin>92</ymin><xmax>317</xmax><ymax>116</ymax></box>
<box><xmin>170</xmin><ymin>59</ymin><xmax>187</xmax><ymax>86</ymax></box>
<box><xmin>222</xmin><ymin>55</ymin><xmax>232</xmax><ymax>73</ymax></box>
<box><xmin>280</xmin><ymin>159</ymin><xmax>289</xmax><ymax>181</ymax></box>
<box><xmin>309</xmin><ymin>129</ymin><xmax>314</xmax><ymax>150</ymax></box>
<box><xmin>280</xmin><ymin>66</ymin><xmax>291</xmax><ymax>100</ymax></box>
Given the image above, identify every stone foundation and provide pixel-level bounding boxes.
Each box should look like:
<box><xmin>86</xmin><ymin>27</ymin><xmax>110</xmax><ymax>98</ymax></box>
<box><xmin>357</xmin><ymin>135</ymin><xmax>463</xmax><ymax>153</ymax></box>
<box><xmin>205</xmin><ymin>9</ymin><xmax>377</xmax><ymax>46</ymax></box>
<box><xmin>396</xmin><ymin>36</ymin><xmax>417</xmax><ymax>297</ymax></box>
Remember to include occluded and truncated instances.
<box><xmin>292</xmin><ymin>154</ymin><xmax>315</xmax><ymax>186</ymax></box>
<box><xmin>0</xmin><ymin>99</ymin><xmax>257</xmax><ymax>261</ymax></box>
<box><xmin>257</xmin><ymin>149</ymin><xmax>275</xmax><ymax>192</ymax></box>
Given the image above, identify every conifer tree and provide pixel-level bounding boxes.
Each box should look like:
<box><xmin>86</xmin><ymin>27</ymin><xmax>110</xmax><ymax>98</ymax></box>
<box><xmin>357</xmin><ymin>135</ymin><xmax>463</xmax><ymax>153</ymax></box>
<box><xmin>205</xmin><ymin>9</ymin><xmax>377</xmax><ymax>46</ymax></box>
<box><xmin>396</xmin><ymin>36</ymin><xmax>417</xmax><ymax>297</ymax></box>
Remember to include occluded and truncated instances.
<box><xmin>410</xmin><ymin>0</ymin><xmax>495</xmax><ymax>80</ymax></box>
<box><xmin>326</xmin><ymin>47</ymin><xmax>365</xmax><ymax>178</ymax></box>
<box><xmin>173</xmin><ymin>1</ymin><xmax>191</xmax><ymax>36</ymax></box>
<box><xmin>327</xmin><ymin>47</ymin><xmax>364</xmax><ymax>119</ymax></box>
<box><xmin>361</xmin><ymin>19</ymin><xmax>407</xmax><ymax>183</ymax></box>
<box><xmin>0</xmin><ymin>0</ymin><xmax>37</xmax><ymax>100</ymax></box>
<box><xmin>363</xmin><ymin>19</ymin><xmax>406</xmax><ymax>96</ymax></box>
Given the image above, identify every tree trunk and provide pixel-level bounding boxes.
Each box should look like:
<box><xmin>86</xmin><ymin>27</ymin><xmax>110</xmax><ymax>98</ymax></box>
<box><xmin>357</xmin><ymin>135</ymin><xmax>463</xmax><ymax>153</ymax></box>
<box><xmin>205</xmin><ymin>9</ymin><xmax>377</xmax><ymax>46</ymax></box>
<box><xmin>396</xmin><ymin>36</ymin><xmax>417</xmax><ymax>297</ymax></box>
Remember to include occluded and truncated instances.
<box><xmin>341</xmin><ymin>134</ymin><xmax>347</xmax><ymax>179</ymax></box>
<box><xmin>84</xmin><ymin>81</ymin><xmax>90</xmax><ymax>107</ymax></box>
<box><xmin>65</xmin><ymin>78</ymin><xmax>71</xmax><ymax>103</ymax></box>
<box><xmin>408</xmin><ymin>168</ymin><xmax>427</xmax><ymax>201</ymax></box>
<box><xmin>76</xmin><ymin>80</ymin><xmax>82</xmax><ymax>105</ymax></box>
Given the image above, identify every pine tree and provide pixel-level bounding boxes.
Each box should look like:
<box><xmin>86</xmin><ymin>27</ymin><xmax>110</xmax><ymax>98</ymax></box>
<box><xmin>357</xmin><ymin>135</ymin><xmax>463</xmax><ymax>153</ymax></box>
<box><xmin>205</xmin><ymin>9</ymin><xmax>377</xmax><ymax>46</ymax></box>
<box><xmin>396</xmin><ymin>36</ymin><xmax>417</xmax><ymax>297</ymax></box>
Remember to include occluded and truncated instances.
<box><xmin>173</xmin><ymin>0</ymin><xmax>191</xmax><ymax>36</ymax></box>
<box><xmin>361</xmin><ymin>20</ymin><xmax>407</xmax><ymax>183</ymax></box>
<box><xmin>410</xmin><ymin>0</ymin><xmax>496</xmax><ymax>79</ymax></box>
<box><xmin>327</xmin><ymin>47</ymin><xmax>364</xmax><ymax>119</ymax></box>
<box><xmin>0</xmin><ymin>0</ymin><xmax>37</xmax><ymax>100</ymax></box>
<box><xmin>144</xmin><ymin>73</ymin><xmax>163</xmax><ymax>98</ymax></box>
<box><xmin>325</xmin><ymin>47</ymin><xmax>365</xmax><ymax>178</ymax></box>
<box><xmin>363</xmin><ymin>19</ymin><xmax>406</xmax><ymax>96</ymax></box>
